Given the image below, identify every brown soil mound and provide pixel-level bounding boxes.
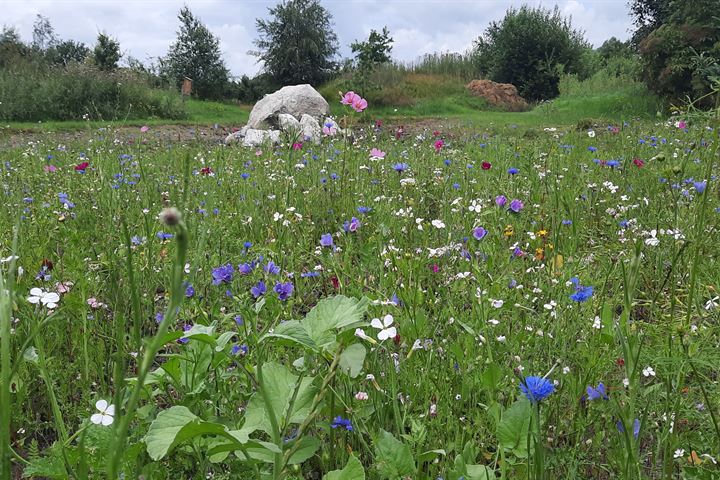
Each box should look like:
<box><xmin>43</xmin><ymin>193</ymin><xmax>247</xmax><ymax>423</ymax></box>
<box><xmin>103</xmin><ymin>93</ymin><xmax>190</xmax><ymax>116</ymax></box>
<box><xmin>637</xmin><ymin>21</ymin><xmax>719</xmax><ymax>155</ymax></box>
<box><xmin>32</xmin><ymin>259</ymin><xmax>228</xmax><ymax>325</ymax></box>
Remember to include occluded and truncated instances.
<box><xmin>466</xmin><ymin>79</ymin><xmax>530</xmax><ymax>112</ymax></box>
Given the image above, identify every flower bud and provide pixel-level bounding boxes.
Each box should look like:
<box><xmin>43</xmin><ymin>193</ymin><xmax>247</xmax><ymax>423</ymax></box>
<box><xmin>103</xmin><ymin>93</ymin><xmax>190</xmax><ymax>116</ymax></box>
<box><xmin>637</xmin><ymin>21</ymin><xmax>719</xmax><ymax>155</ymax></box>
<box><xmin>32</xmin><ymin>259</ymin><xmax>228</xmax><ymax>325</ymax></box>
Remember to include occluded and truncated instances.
<box><xmin>158</xmin><ymin>207</ymin><xmax>182</xmax><ymax>226</ymax></box>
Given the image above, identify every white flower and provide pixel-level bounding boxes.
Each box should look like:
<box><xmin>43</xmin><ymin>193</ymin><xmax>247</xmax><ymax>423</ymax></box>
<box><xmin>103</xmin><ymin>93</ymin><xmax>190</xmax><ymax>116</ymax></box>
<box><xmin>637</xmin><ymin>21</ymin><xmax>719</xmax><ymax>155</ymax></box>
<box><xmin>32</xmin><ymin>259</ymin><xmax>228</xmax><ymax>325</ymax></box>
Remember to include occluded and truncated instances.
<box><xmin>592</xmin><ymin>316</ymin><xmax>602</xmax><ymax>329</ymax></box>
<box><xmin>371</xmin><ymin>314</ymin><xmax>397</xmax><ymax>341</ymax></box>
<box><xmin>674</xmin><ymin>449</ymin><xmax>685</xmax><ymax>459</ymax></box>
<box><xmin>431</xmin><ymin>219</ymin><xmax>445</xmax><ymax>229</ymax></box>
<box><xmin>490</xmin><ymin>299</ymin><xmax>504</xmax><ymax>309</ymax></box>
<box><xmin>562</xmin><ymin>366</ymin><xmax>571</xmax><ymax>375</ymax></box>
<box><xmin>90</xmin><ymin>399</ymin><xmax>115</xmax><ymax>426</ymax></box>
<box><xmin>587</xmin><ymin>130</ymin><xmax>596</xmax><ymax>138</ymax></box>
<box><xmin>623</xmin><ymin>378</ymin><xmax>630</xmax><ymax>387</ymax></box>
<box><xmin>705</xmin><ymin>296</ymin><xmax>719</xmax><ymax>311</ymax></box>
<box><xmin>496</xmin><ymin>335</ymin><xmax>506</xmax><ymax>343</ymax></box>
<box><xmin>642</xmin><ymin>366</ymin><xmax>656</xmax><ymax>377</ymax></box>
<box><xmin>354</xmin><ymin>328</ymin><xmax>376</xmax><ymax>344</ymax></box>
<box><xmin>27</xmin><ymin>288</ymin><xmax>60</xmax><ymax>309</ymax></box>
<box><xmin>0</xmin><ymin>255</ymin><xmax>19</xmax><ymax>263</ymax></box>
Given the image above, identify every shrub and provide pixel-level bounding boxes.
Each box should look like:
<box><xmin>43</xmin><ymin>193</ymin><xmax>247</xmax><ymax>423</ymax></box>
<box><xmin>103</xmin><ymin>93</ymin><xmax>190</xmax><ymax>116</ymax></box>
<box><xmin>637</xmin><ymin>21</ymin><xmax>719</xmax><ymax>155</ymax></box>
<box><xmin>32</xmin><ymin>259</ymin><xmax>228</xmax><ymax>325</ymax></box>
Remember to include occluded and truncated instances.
<box><xmin>473</xmin><ymin>5</ymin><xmax>589</xmax><ymax>101</ymax></box>
<box><xmin>0</xmin><ymin>62</ymin><xmax>186</xmax><ymax>122</ymax></box>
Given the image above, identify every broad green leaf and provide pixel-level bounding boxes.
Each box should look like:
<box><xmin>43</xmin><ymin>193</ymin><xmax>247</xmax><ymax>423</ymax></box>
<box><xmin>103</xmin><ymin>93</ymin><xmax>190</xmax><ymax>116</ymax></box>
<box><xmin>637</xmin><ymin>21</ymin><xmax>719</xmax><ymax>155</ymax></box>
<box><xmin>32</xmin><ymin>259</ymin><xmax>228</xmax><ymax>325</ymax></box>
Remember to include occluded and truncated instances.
<box><xmin>374</xmin><ymin>430</ymin><xmax>415</xmax><ymax>478</ymax></box>
<box><xmin>261</xmin><ymin>320</ymin><xmax>317</xmax><ymax>350</ymax></box>
<box><xmin>215</xmin><ymin>331</ymin><xmax>236</xmax><ymax>351</ymax></box>
<box><xmin>304</xmin><ymin>296</ymin><xmax>369</xmax><ymax>348</ymax></box>
<box><xmin>339</xmin><ymin>343</ymin><xmax>366</xmax><ymax>378</ymax></box>
<box><xmin>243</xmin><ymin>362</ymin><xmax>317</xmax><ymax>437</ymax></box>
<box><xmin>480</xmin><ymin>363</ymin><xmax>502</xmax><ymax>391</ymax></box>
<box><xmin>182</xmin><ymin>324</ymin><xmax>216</xmax><ymax>344</ymax></box>
<box><xmin>247</xmin><ymin>436</ymin><xmax>319</xmax><ymax>464</ymax></box>
<box><xmin>417</xmin><ymin>449</ymin><xmax>446</xmax><ymax>463</ymax></box>
<box><xmin>144</xmin><ymin>406</ymin><xmax>227</xmax><ymax>460</ymax></box>
<box><xmin>496</xmin><ymin>398</ymin><xmax>532</xmax><ymax>458</ymax></box>
<box><xmin>324</xmin><ymin>454</ymin><xmax>365</xmax><ymax>480</ymax></box>
<box><xmin>23</xmin><ymin>346</ymin><xmax>39</xmax><ymax>364</ymax></box>
<box><xmin>465</xmin><ymin>464</ymin><xmax>495</xmax><ymax>480</ymax></box>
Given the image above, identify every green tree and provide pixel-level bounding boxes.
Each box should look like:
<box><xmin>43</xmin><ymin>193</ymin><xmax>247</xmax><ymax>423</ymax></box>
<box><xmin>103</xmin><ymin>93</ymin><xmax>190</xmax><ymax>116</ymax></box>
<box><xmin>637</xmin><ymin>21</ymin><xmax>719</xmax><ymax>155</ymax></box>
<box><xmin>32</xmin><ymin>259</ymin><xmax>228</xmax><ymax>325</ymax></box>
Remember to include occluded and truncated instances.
<box><xmin>51</xmin><ymin>40</ymin><xmax>90</xmax><ymax>66</ymax></box>
<box><xmin>474</xmin><ymin>6</ymin><xmax>589</xmax><ymax>101</ymax></box>
<box><xmin>93</xmin><ymin>33</ymin><xmax>121</xmax><ymax>71</ymax></box>
<box><xmin>162</xmin><ymin>6</ymin><xmax>229</xmax><ymax>100</ymax></box>
<box><xmin>253</xmin><ymin>0</ymin><xmax>339</xmax><ymax>86</ymax></box>
<box><xmin>31</xmin><ymin>14</ymin><xmax>56</xmax><ymax>51</ymax></box>
<box><xmin>631</xmin><ymin>0</ymin><xmax>719</xmax><ymax>105</ymax></box>
<box><xmin>351</xmin><ymin>27</ymin><xmax>393</xmax><ymax>69</ymax></box>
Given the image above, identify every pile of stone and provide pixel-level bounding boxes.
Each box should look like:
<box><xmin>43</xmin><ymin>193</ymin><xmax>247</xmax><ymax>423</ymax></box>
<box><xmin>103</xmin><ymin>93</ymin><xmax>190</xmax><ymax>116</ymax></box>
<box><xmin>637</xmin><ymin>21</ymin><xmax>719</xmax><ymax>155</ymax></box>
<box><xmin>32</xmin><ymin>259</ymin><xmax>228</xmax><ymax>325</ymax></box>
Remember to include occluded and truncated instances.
<box><xmin>225</xmin><ymin>84</ymin><xmax>340</xmax><ymax>147</ymax></box>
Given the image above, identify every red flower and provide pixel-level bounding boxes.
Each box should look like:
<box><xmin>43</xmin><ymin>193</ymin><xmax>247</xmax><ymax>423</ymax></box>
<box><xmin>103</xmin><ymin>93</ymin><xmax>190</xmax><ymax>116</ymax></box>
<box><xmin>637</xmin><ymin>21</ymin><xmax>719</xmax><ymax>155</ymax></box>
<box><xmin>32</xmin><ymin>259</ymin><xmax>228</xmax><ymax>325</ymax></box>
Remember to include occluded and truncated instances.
<box><xmin>481</xmin><ymin>162</ymin><xmax>491</xmax><ymax>170</ymax></box>
<box><xmin>200</xmin><ymin>167</ymin><xmax>213</xmax><ymax>175</ymax></box>
<box><xmin>433</xmin><ymin>130</ymin><xmax>441</xmax><ymax>137</ymax></box>
<box><xmin>330</xmin><ymin>276</ymin><xmax>340</xmax><ymax>290</ymax></box>
<box><xmin>616</xmin><ymin>358</ymin><xmax>625</xmax><ymax>367</ymax></box>
<box><xmin>429</xmin><ymin>264</ymin><xmax>439</xmax><ymax>273</ymax></box>
<box><xmin>393</xmin><ymin>333</ymin><xmax>401</xmax><ymax>345</ymax></box>
<box><xmin>633</xmin><ymin>158</ymin><xmax>644</xmax><ymax>168</ymax></box>
<box><xmin>375</xmin><ymin>119</ymin><xmax>383</xmax><ymax>128</ymax></box>
<box><xmin>74</xmin><ymin>161</ymin><xmax>89</xmax><ymax>171</ymax></box>
<box><xmin>395</xmin><ymin>126</ymin><xmax>405</xmax><ymax>140</ymax></box>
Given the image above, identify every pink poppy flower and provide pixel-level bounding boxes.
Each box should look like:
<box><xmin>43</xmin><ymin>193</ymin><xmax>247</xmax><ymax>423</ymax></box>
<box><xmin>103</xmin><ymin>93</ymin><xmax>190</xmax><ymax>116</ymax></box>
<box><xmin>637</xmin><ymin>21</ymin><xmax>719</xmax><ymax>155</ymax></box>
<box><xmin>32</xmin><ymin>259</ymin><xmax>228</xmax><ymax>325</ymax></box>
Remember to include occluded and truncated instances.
<box><xmin>140</xmin><ymin>125</ymin><xmax>149</xmax><ymax>133</ymax></box>
<box><xmin>340</xmin><ymin>91</ymin><xmax>368</xmax><ymax>112</ymax></box>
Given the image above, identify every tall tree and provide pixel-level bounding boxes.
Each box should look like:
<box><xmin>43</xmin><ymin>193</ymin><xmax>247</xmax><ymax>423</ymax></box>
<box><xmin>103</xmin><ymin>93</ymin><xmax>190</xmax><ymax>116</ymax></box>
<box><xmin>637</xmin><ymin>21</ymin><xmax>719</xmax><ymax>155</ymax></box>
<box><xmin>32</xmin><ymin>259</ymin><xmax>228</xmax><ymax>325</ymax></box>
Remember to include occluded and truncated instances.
<box><xmin>31</xmin><ymin>14</ymin><xmax>56</xmax><ymax>51</ymax></box>
<box><xmin>93</xmin><ymin>33</ymin><xmax>121</xmax><ymax>71</ymax></box>
<box><xmin>253</xmin><ymin>0</ymin><xmax>339</xmax><ymax>86</ymax></box>
<box><xmin>162</xmin><ymin>6</ymin><xmax>229</xmax><ymax>100</ymax></box>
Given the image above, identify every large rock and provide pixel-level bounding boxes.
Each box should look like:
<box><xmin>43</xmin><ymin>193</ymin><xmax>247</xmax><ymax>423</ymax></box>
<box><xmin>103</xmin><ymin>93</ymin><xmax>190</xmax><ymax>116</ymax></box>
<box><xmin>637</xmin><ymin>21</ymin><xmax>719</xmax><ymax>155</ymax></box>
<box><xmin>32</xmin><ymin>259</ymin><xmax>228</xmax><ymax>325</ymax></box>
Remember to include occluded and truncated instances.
<box><xmin>465</xmin><ymin>79</ymin><xmax>529</xmax><ymax>112</ymax></box>
<box><xmin>241</xmin><ymin>129</ymin><xmax>281</xmax><ymax>147</ymax></box>
<box><xmin>247</xmin><ymin>84</ymin><xmax>329</xmax><ymax>129</ymax></box>
<box><xmin>277</xmin><ymin>113</ymin><xmax>301</xmax><ymax>134</ymax></box>
<box><xmin>299</xmin><ymin>114</ymin><xmax>321</xmax><ymax>143</ymax></box>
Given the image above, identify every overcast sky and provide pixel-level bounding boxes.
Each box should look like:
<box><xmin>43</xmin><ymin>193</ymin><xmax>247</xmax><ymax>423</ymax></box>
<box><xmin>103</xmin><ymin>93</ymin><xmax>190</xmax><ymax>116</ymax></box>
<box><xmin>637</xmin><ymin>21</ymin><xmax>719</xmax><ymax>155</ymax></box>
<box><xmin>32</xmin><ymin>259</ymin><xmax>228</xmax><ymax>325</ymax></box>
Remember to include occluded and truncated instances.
<box><xmin>4</xmin><ymin>0</ymin><xmax>634</xmax><ymax>78</ymax></box>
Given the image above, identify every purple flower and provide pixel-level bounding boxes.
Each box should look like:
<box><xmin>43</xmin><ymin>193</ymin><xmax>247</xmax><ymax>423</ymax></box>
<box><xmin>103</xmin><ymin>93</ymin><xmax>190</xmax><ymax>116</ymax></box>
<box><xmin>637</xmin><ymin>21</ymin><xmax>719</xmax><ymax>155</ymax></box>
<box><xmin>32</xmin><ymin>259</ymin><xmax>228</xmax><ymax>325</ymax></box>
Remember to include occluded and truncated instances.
<box><xmin>343</xmin><ymin>217</ymin><xmax>361</xmax><ymax>233</ymax></box>
<box><xmin>392</xmin><ymin>162</ymin><xmax>409</xmax><ymax>173</ymax></box>
<box><xmin>274</xmin><ymin>282</ymin><xmax>294</xmax><ymax>301</ymax></box>
<box><xmin>238</xmin><ymin>262</ymin><xmax>254</xmax><ymax>275</ymax></box>
<box><xmin>185</xmin><ymin>284</ymin><xmax>195</xmax><ymax>298</ymax></box>
<box><xmin>212</xmin><ymin>263</ymin><xmax>234</xmax><ymax>285</ymax></box>
<box><xmin>569</xmin><ymin>278</ymin><xmax>594</xmax><ymax>302</ymax></box>
<box><xmin>156</xmin><ymin>231</ymin><xmax>174</xmax><ymax>240</ymax></box>
<box><xmin>320</xmin><ymin>233</ymin><xmax>334</xmax><ymax>247</ymax></box>
<box><xmin>495</xmin><ymin>195</ymin><xmax>507</xmax><ymax>207</ymax></box>
<box><xmin>231</xmin><ymin>344</ymin><xmax>249</xmax><ymax>356</ymax></box>
<box><xmin>250</xmin><ymin>280</ymin><xmax>266</xmax><ymax>298</ymax></box>
<box><xmin>616</xmin><ymin>418</ymin><xmax>640</xmax><ymax>439</ymax></box>
<box><xmin>586</xmin><ymin>383</ymin><xmax>608</xmax><ymax>401</ymax></box>
<box><xmin>331</xmin><ymin>416</ymin><xmax>353</xmax><ymax>431</ymax></box>
<box><xmin>234</xmin><ymin>315</ymin><xmax>244</xmax><ymax>325</ymax></box>
<box><xmin>178</xmin><ymin>324</ymin><xmax>192</xmax><ymax>344</ymax></box>
<box><xmin>472</xmin><ymin>226</ymin><xmax>487</xmax><ymax>240</ymax></box>
<box><xmin>694</xmin><ymin>180</ymin><xmax>707</xmax><ymax>194</ymax></box>
<box><xmin>301</xmin><ymin>271</ymin><xmax>320</xmax><ymax>278</ymax></box>
<box><xmin>264</xmin><ymin>261</ymin><xmax>280</xmax><ymax>275</ymax></box>
<box><xmin>508</xmin><ymin>199</ymin><xmax>524</xmax><ymax>213</ymax></box>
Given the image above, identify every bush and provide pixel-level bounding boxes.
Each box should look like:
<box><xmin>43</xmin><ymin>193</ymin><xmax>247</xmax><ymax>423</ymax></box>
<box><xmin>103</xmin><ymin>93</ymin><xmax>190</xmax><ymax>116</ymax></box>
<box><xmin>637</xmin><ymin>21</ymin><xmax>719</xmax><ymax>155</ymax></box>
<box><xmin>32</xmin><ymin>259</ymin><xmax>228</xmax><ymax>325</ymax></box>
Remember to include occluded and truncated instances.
<box><xmin>0</xmin><ymin>62</ymin><xmax>186</xmax><ymax>121</ymax></box>
<box><xmin>474</xmin><ymin>5</ymin><xmax>589</xmax><ymax>101</ymax></box>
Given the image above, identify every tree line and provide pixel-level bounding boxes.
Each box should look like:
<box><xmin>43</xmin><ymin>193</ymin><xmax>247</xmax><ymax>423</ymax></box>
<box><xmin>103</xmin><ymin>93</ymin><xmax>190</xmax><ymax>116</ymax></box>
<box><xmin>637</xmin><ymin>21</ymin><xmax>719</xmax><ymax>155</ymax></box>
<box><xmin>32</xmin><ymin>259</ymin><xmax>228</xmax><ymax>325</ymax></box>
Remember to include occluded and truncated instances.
<box><xmin>1</xmin><ymin>0</ymin><xmax>718</xmax><ymax>107</ymax></box>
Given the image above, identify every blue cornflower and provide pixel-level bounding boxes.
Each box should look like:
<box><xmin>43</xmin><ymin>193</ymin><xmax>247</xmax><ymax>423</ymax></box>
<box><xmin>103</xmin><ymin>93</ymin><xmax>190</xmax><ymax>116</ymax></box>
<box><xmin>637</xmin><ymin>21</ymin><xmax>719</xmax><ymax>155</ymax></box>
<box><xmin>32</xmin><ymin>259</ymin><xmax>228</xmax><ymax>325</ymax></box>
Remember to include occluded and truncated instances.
<box><xmin>606</xmin><ymin>160</ymin><xmax>620</xmax><ymax>168</ymax></box>
<box><xmin>274</xmin><ymin>282</ymin><xmax>294</xmax><ymax>301</ymax></box>
<box><xmin>301</xmin><ymin>271</ymin><xmax>320</xmax><ymax>278</ymax></box>
<box><xmin>156</xmin><ymin>231</ymin><xmax>174</xmax><ymax>240</ymax></box>
<box><xmin>155</xmin><ymin>312</ymin><xmax>164</xmax><ymax>323</ymax></box>
<box><xmin>23</xmin><ymin>197</ymin><xmax>33</xmax><ymax>203</ymax></box>
<box><xmin>444</xmin><ymin>159</ymin><xmax>451</xmax><ymax>166</ymax></box>
<box><xmin>234</xmin><ymin>315</ymin><xmax>244</xmax><ymax>326</ymax></box>
<box><xmin>211</xmin><ymin>263</ymin><xmax>234</xmax><ymax>285</ymax></box>
<box><xmin>241</xmin><ymin>173</ymin><xmax>250</xmax><ymax>179</ymax></box>
<box><xmin>588</xmin><ymin>146</ymin><xmax>597</xmax><ymax>153</ymax></box>
<box><xmin>570</xmin><ymin>285</ymin><xmax>594</xmax><ymax>302</ymax></box>
<box><xmin>508</xmin><ymin>167</ymin><xmax>519</xmax><ymax>175</ymax></box>
<box><xmin>561</xmin><ymin>219</ymin><xmax>573</xmax><ymax>225</ymax></box>
<box><xmin>694</xmin><ymin>180</ymin><xmax>707</xmax><ymax>194</ymax></box>
<box><xmin>392</xmin><ymin>162</ymin><xmax>409</xmax><ymax>173</ymax></box>
<box><xmin>586</xmin><ymin>383</ymin><xmax>609</xmax><ymax>401</ymax></box>
<box><xmin>452</xmin><ymin>183</ymin><xmax>460</xmax><ymax>190</ymax></box>
<box><xmin>357</xmin><ymin>206</ymin><xmax>370</xmax><ymax>214</ymax></box>
<box><xmin>330</xmin><ymin>173</ymin><xmax>339</xmax><ymax>180</ymax></box>
<box><xmin>131</xmin><ymin>235</ymin><xmax>146</xmax><ymax>246</ymax></box>
<box><xmin>330</xmin><ymin>416</ymin><xmax>353</xmax><ymax>431</ymax></box>
<box><xmin>243</xmin><ymin>241</ymin><xmax>253</xmax><ymax>249</ymax></box>
<box><xmin>231</xmin><ymin>344</ymin><xmax>249</xmax><ymax>356</ymax></box>
<box><xmin>520</xmin><ymin>376</ymin><xmax>555</xmax><ymax>403</ymax></box>
<box><xmin>35</xmin><ymin>266</ymin><xmax>51</xmax><ymax>282</ymax></box>
<box><xmin>250</xmin><ymin>280</ymin><xmax>266</xmax><ymax>298</ymax></box>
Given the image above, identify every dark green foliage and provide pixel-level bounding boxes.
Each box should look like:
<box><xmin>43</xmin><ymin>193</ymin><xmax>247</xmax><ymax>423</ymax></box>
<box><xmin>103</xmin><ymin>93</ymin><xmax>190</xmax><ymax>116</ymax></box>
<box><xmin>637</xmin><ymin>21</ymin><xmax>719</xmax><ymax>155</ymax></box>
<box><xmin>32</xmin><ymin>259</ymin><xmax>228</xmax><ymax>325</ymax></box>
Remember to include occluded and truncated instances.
<box><xmin>161</xmin><ymin>6</ymin><xmax>230</xmax><ymax>100</ymax></box>
<box><xmin>227</xmin><ymin>73</ymin><xmax>275</xmax><ymax>104</ymax></box>
<box><xmin>93</xmin><ymin>33</ymin><xmax>121</xmax><ymax>71</ymax></box>
<box><xmin>0</xmin><ymin>27</ymin><xmax>31</xmax><ymax>69</ymax></box>
<box><xmin>632</xmin><ymin>0</ymin><xmax>720</xmax><ymax>106</ymax></box>
<box><xmin>50</xmin><ymin>40</ymin><xmax>90</xmax><ymax>66</ymax></box>
<box><xmin>351</xmin><ymin>27</ymin><xmax>393</xmax><ymax>70</ymax></box>
<box><xmin>473</xmin><ymin>6</ymin><xmax>589</xmax><ymax>101</ymax></box>
<box><xmin>597</xmin><ymin>37</ymin><xmax>635</xmax><ymax>61</ymax></box>
<box><xmin>253</xmin><ymin>0</ymin><xmax>339</xmax><ymax>86</ymax></box>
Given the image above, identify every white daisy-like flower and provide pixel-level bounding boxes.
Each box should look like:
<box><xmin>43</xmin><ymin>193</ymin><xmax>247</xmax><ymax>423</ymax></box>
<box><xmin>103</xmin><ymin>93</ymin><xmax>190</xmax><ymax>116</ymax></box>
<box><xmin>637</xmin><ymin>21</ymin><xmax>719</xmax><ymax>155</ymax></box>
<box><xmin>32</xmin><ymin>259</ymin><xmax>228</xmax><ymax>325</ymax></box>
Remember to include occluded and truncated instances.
<box><xmin>90</xmin><ymin>399</ymin><xmax>115</xmax><ymax>426</ymax></box>
<box><xmin>642</xmin><ymin>366</ymin><xmax>656</xmax><ymax>377</ymax></box>
<box><xmin>371</xmin><ymin>314</ymin><xmax>397</xmax><ymax>341</ymax></box>
<box><xmin>431</xmin><ymin>219</ymin><xmax>445</xmax><ymax>229</ymax></box>
<box><xmin>674</xmin><ymin>449</ymin><xmax>685</xmax><ymax>459</ymax></box>
<box><xmin>587</xmin><ymin>130</ymin><xmax>596</xmax><ymax>138</ymax></box>
<box><xmin>27</xmin><ymin>288</ymin><xmax>60</xmax><ymax>309</ymax></box>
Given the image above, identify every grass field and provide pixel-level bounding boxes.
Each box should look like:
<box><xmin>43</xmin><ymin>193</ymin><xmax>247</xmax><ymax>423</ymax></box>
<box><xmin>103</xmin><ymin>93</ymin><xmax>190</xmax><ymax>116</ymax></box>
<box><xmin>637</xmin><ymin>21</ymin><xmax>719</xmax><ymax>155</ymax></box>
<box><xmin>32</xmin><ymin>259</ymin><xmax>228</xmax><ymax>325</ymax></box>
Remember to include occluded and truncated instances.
<box><xmin>1</xmin><ymin>92</ymin><xmax>719</xmax><ymax>479</ymax></box>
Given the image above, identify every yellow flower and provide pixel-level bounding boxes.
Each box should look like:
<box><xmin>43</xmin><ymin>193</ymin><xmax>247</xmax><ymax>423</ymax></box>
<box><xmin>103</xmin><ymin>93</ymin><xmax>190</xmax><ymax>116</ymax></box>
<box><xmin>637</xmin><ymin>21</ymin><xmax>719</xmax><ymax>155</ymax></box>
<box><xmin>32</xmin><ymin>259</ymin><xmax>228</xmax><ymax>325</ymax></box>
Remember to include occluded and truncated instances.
<box><xmin>503</xmin><ymin>224</ymin><xmax>514</xmax><ymax>237</ymax></box>
<box><xmin>537</xmin><ymin>229</ymin><xmax>549</xmax><ymax>238</ymax></box>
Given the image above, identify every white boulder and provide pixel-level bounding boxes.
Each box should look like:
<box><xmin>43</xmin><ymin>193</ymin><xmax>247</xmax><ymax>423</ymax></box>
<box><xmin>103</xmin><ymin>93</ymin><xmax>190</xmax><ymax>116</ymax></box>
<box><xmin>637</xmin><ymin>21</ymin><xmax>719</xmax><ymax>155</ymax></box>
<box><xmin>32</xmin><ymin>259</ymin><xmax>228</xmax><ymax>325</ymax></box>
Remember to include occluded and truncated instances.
<box><xmin>247</xmin><ymin>84</ymin><xmax>329</xmax><ymax>129</ymax></box>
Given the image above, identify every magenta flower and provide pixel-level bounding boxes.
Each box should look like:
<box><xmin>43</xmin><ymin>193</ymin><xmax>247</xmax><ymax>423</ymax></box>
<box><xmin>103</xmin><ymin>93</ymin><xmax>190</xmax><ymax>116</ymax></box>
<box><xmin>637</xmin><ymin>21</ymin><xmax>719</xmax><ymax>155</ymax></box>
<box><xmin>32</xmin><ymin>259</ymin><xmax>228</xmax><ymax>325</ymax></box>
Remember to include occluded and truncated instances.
<box><xmin>140</xmin><ymin>125</ymin><xmax>149</xmax><ymax>133</ymax></box>
<box><xmin>495</xmin><ymin>195</ymin><xmax>507</xmax><ymax>207</ymax></box>
<box><xmin>370</xmin><ymin>148</ymin><xmax>386</xmax><ymax>159</ymax></box>
<box><xmin>434</xmin><ymin>139</ymin><xmax>444</xmax><ymax>152</ymax></box>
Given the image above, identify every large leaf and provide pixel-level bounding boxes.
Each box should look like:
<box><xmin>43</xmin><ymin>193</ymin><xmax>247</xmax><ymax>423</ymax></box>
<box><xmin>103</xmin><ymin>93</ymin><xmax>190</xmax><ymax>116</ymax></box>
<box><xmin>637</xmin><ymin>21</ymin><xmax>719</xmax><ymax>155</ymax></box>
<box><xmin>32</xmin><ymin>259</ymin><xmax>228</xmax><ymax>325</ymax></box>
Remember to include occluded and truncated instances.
<box><xmin>304</xmin><ymin>296</ymin><xmax>369</xmax><ymax>348</ymax></box>
<box><xmin>242</xmin><ymin>362</ymin><xmax>317</xmax><ymax>437</ymax></box>
<box><xmin>144</xmin><ymin>406</ymin><xmax>227</xmax><ymax>460</ymax></box>
<box><xmin>374</xmin><ymin>430</ymin><xmax>415</xmax><ymax>479</ymax></box>
<box><xmin>246</xmin><ymin>436</ymin><xmax>319</xmax><ymax>464</ymax></box>
<box><xmin>261</xmin><ymin>320</ymin><xmax>317</xmax><ymax>350</ymax></box>
<box><xmin>465</xmin><ymin>464</ymin><xmax>495</xmax><ymax>480</ymax></box>
<box><xmin>496</xmin><ymin>398</ymin><xmax>532</xmax><ymax>458</ymax></box>
<box><xmin>324</xmin><ymin>454</ymin><xmax>365</xmax><ymax>480</ymax></box>
<box><xmin>339</xmin><ymin>343</ymin><xmax>366</xmax><ymax>378</ymax></box>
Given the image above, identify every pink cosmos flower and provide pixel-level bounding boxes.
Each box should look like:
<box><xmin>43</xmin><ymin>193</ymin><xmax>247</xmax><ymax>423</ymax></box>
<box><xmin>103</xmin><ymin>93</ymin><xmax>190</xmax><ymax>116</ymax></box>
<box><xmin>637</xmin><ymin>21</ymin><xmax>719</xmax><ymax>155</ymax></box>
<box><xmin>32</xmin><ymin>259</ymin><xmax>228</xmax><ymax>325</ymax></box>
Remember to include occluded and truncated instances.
<box><xmin>434</xmin><ymin>139</ymin><xmax>444</xmax><ymax>152</ymax></box>
<box><xmin>140</xmin><ymin>125</ymin><xmax>149</xmax><ymax>133</ymax></box>
<box><xmin>292</xmin><ymin>142</ymin><xmax>303</xmax><ymax>150</ymax></box>
<box><xmin>340</xmin><ymin>91</ymin><xmax>368</xmax><ymax>112</ymax></box>
<box><xmin>676</xmin><ymin>120</ymin><xmax>687</xmax><ymax>129</ymax></box>
<box><xmin>370</xmin><ymin>148</ymin><xmax>386</xmax><ymax>159</ymax></box>
<box><xmin>44</xmin><ymin>165</ymin><xmax>57</xmax><ymax>173</ymax></box>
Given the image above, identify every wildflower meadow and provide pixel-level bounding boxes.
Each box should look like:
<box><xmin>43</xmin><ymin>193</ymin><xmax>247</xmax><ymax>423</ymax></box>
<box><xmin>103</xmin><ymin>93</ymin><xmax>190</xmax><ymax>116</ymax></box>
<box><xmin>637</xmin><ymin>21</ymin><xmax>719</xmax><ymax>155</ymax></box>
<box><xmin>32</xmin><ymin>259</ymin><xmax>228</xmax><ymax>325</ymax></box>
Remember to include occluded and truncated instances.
<box><xmin>1</xmin><ymin>95</ymin><xmax>719</xmax><ymax>479</ymax></box>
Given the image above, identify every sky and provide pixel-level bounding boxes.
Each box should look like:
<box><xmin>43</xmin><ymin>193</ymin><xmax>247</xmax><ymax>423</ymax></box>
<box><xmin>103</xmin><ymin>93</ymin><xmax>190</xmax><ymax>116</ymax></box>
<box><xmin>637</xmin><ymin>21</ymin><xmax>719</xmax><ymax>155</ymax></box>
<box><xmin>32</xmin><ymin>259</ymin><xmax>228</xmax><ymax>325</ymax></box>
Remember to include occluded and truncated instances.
<box><xmin>4</xmin><ymin>0</ymin><xmax>635</xmax><ymax>78</ymax></box>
